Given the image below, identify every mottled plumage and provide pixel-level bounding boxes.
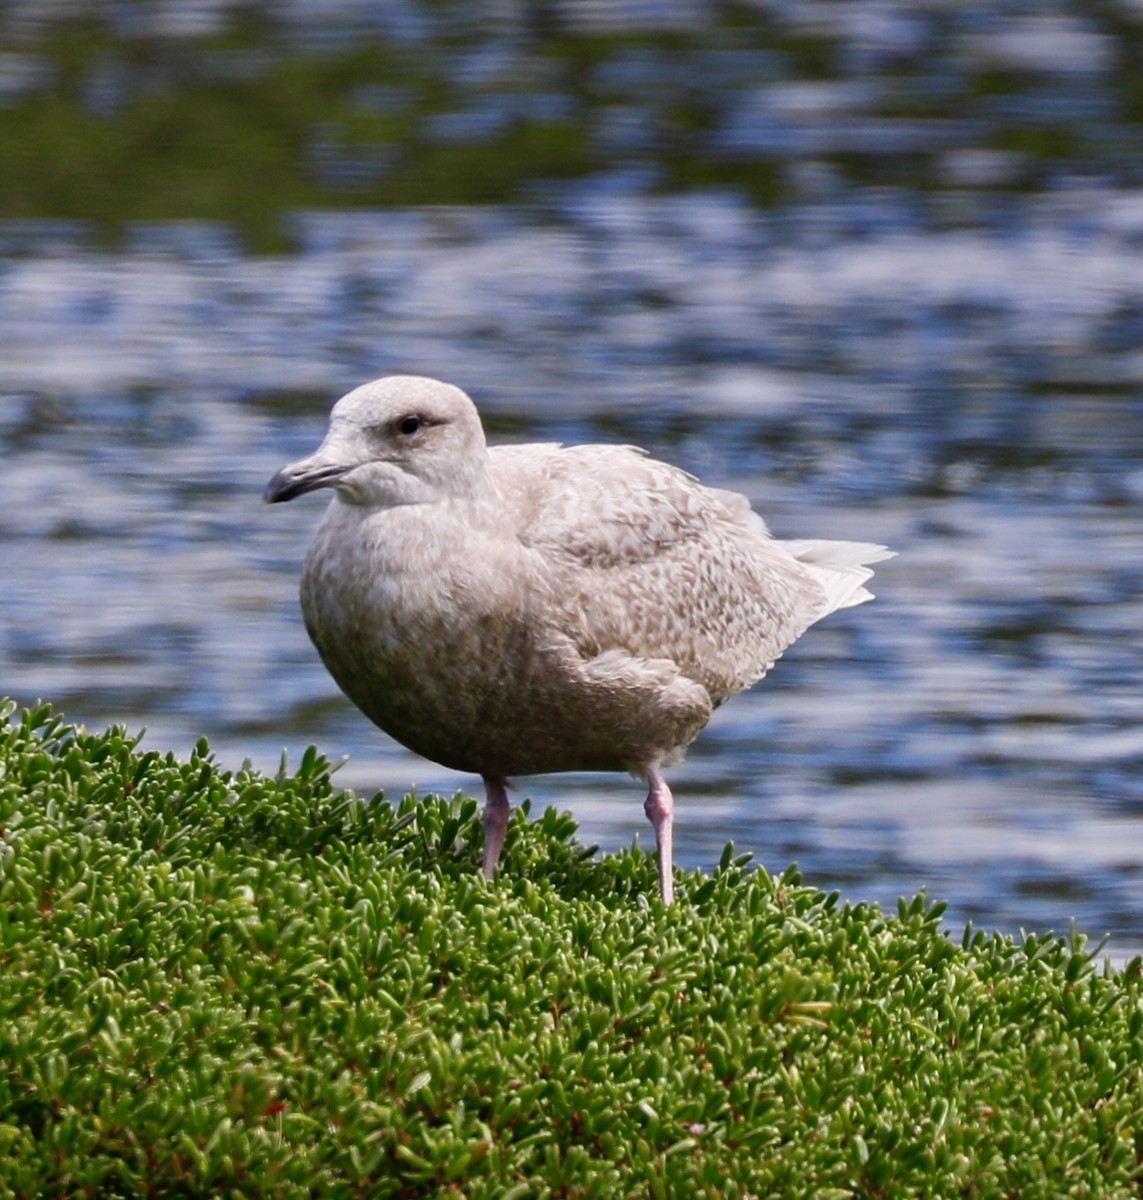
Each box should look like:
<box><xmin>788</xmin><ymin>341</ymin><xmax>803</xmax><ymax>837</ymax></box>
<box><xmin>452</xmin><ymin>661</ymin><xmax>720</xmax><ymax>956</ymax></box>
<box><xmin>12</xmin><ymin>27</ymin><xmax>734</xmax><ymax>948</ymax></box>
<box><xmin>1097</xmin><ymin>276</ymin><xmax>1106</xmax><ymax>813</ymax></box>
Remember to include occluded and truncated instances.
<box><xmin>265</xmin><ymin>375</ymin><xmax>892</xmax><ymax>902</ymax></box>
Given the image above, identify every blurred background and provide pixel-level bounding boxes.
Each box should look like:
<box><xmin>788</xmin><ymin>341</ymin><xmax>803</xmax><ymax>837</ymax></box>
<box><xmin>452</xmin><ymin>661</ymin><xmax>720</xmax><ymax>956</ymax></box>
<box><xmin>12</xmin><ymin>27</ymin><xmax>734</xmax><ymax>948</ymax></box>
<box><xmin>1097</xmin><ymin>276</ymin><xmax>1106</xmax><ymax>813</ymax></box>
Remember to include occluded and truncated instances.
<box><xmin>2</xmin><ymin>0</ymin><xmax>1142</xmax><ymax>958</ymax></box>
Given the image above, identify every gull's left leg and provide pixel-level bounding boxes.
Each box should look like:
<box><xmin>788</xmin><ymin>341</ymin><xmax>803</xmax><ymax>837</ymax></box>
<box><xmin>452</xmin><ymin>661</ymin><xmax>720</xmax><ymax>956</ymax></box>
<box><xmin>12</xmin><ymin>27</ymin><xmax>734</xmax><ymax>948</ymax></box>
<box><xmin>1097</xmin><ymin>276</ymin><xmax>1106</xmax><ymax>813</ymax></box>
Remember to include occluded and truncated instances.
<box><xmin>482</xmin><ymin>776</ymin><xmax>511</xmax><ymax>879</ymax></box>
<box><xmin>644</xmin><ymin>767</ymin><xmax>676</xmax><ymax>904</ymax></box>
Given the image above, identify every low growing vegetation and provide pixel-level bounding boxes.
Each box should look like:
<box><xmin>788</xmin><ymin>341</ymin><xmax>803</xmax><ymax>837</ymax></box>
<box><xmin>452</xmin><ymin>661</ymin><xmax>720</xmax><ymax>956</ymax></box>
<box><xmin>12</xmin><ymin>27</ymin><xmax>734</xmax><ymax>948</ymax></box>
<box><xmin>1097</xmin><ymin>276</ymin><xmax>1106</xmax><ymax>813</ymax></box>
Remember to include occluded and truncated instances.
<box><xmin>1</xmin><ymin>699</ymin><xmax>1142</xmax><ymax>1196</ymax></box>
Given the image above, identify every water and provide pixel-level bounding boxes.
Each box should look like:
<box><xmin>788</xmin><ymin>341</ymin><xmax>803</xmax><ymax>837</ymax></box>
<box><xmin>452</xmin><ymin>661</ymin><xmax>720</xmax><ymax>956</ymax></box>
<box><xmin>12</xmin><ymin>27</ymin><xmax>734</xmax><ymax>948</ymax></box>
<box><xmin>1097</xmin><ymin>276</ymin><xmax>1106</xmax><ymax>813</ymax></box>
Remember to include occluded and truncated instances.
<box><xmin>2</xmin><ymin>0</ymin><xmax>1143</xmax><ymax>961</ymax></box>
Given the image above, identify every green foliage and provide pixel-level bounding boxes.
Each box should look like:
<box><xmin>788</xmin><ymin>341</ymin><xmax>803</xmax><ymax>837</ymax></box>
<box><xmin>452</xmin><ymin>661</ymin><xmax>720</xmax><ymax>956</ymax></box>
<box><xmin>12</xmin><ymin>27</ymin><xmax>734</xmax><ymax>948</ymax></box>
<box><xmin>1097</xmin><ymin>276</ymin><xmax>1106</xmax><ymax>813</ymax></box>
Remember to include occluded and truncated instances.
<box><xmin>1</xmin><ymin>699</ymin><xmax>1142</xmax><ymax>1197</ymax></box>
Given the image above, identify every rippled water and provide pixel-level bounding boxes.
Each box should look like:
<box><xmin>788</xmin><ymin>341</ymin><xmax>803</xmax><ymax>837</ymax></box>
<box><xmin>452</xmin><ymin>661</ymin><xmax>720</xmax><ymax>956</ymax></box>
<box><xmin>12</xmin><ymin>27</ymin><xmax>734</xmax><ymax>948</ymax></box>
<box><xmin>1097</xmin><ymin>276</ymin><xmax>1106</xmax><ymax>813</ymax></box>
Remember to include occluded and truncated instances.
<box><xmin>2</xmin><ymin>0</ymin><xmax>1143</xmax><ymax>961</ymax></box>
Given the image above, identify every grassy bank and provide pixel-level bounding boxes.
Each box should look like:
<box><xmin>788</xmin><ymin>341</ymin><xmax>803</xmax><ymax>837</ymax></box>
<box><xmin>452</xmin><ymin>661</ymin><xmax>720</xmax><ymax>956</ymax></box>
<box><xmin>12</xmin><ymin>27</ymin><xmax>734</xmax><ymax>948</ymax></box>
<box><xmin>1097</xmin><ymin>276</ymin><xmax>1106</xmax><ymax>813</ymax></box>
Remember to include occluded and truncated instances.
<box><xmin>1</xmin><ymin>699</ymin><xmax>1141</xmax><ymax>1197</ymax></box>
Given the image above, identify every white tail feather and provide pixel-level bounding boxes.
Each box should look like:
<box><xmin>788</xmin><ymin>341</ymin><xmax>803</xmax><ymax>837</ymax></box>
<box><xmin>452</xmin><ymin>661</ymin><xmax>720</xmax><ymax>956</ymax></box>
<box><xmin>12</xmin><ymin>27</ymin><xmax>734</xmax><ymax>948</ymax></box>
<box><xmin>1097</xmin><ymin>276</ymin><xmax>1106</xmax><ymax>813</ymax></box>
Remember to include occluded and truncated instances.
<box><xmin>781</xmin><ymin>539</ymin><xmax>896</xmax><ymax>615</ymax></box>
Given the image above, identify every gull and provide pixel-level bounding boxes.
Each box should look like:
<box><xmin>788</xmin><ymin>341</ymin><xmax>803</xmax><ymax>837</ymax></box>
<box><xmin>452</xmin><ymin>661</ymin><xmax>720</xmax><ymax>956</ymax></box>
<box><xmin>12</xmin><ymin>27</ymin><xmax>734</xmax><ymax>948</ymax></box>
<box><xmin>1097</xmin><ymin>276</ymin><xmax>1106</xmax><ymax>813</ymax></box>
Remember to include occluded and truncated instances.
<box><xmin>265</xmin><ymin>375</ymin><xmax>892</xmax><ymax>903</ymax></box>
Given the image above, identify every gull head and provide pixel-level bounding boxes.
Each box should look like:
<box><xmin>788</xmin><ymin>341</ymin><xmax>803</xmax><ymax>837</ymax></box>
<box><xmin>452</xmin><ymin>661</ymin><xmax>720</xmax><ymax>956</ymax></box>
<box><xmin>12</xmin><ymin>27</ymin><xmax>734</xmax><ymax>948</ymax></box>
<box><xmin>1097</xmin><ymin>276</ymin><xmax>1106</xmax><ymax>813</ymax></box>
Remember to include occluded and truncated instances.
<box><xmin>264</xmin><ymin>375</ymin><xmax>490</xmax><ymax>508</ymax></box>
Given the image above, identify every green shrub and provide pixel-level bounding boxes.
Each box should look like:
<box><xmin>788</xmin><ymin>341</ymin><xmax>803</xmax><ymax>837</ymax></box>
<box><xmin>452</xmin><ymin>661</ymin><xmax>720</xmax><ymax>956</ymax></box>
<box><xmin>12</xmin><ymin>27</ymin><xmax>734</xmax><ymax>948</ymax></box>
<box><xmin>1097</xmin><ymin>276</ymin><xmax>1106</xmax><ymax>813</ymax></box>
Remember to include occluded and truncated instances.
<box><xmin>1</xmin><ymin>699</ymin><xmax>1141</xmax><ymax>1197</ymax></box>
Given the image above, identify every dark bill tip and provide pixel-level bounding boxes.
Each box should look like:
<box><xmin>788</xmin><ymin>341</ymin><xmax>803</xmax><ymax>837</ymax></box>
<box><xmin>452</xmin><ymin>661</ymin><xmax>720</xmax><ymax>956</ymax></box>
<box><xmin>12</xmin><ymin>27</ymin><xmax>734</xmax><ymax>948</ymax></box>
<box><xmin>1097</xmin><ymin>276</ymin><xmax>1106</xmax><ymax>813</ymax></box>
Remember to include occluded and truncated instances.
<box><xmin>263</xmin><ymin>462</ymin><xmax>349</xmax><ymax>503</ymax></box>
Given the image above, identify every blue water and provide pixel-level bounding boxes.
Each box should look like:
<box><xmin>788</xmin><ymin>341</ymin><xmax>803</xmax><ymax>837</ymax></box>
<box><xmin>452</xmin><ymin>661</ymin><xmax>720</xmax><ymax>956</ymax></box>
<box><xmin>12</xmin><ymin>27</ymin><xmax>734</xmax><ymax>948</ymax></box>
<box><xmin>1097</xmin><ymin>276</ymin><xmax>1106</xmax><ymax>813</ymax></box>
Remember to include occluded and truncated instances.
<box><xmin>2</xmin><ymin>0</ymin><xmax>1143</xmax><ymax>961</ymax></box>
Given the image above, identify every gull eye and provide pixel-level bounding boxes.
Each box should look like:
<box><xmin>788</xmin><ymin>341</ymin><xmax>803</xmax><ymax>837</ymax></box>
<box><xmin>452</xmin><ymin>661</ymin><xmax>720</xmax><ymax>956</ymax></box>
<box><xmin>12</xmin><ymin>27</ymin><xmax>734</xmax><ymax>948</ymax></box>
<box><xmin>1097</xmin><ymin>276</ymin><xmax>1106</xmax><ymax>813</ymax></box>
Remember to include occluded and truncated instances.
<box><xmin>397</xmin><ymin>414</ymin><xmax>424</xmax><ymax>437</ymax></box>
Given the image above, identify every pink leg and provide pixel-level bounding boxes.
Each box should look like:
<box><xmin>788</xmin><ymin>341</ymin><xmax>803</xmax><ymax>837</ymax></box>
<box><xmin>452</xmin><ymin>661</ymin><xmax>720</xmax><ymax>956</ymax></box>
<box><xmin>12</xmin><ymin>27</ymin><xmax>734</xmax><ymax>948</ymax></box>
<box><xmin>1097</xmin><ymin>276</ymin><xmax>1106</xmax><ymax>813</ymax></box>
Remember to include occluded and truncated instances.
<box><xmin>482</xmin><ymin>776</ymin><xmax>510</xmax><ymax>879</ymax></box>
<box><xmin>644</xmin><ymin>768</ymin><xmax>675</xmax><ymax>905</ymax></box>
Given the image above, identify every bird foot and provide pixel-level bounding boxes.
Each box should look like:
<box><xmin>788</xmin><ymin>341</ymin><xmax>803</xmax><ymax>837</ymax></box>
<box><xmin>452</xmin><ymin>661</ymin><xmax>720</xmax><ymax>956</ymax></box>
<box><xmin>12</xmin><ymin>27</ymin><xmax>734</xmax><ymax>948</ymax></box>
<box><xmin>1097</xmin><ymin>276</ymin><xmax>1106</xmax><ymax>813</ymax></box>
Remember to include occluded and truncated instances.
<box><xmin>482</xmin><ymin>776</ymin><xmax>511</xmax><ymax>878</ymax></box>
<box><xmin>644</xmin><ymin>769</ymin><xmax>675</xmax><ymax>905</ymax></box>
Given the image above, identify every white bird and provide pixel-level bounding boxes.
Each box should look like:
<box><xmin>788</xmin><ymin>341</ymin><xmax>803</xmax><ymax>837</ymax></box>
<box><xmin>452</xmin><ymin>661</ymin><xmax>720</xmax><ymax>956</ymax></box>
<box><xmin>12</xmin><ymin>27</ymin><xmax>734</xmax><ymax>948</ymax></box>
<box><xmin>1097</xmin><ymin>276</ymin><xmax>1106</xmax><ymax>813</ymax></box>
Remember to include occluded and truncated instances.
<box><xmin>265</xmin><ymin>375</ymin><xmax>892</xmax><ymax>903</ymax></box>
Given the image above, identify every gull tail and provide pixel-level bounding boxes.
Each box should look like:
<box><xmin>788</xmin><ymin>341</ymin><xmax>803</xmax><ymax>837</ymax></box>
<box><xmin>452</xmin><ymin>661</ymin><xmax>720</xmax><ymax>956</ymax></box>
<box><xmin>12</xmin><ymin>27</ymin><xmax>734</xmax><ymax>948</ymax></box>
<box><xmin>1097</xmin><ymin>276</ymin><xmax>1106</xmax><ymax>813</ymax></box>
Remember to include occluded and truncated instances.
<box><xmin>782</xmin><ymin>539</ymin><xmax>896</xmax><ymax>615</ymax></box>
